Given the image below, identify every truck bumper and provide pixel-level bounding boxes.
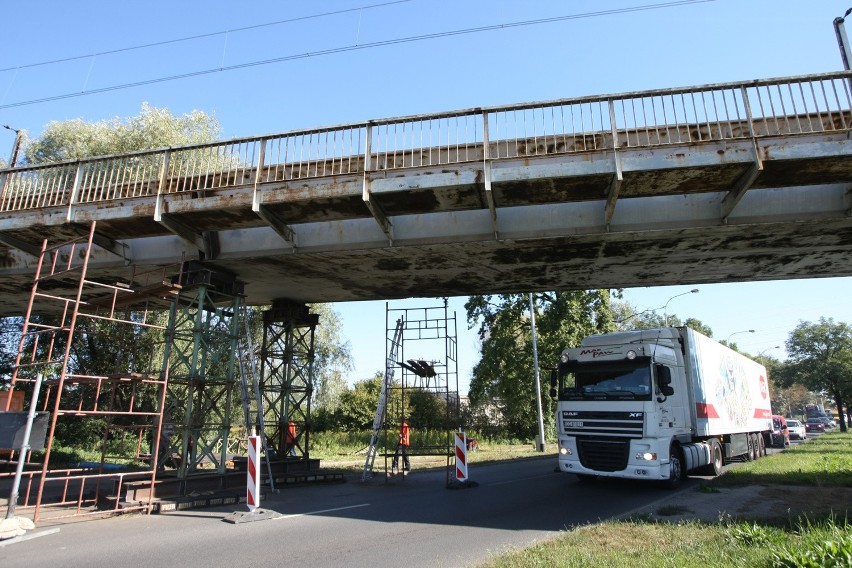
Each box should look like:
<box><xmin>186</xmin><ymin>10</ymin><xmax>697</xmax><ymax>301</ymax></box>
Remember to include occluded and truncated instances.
<box><xmin>556</xmin><ymin>437</ymin><xmax>673</xmax><ymax>481</ymax></box>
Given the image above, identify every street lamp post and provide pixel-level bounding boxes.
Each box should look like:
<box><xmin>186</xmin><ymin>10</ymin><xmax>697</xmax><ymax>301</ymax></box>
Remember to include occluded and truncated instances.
<box><xmin>663</xmin><ymin>289</ymin><xmax>699</xmax><ymax>326</ymax></box>
<box><xmin>727</xmin><ymin>329</ymin><xmax>755</xmax><ymax>344</ymax></box>
<box><xmin>758</xmin><ymin>346</ymin><xmax>780</xmax><ymax>358</ymax></box>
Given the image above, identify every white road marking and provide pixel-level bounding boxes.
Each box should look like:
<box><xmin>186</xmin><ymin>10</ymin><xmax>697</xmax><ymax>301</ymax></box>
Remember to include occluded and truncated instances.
<box><xmin>273</xmin><ymin>503</ymin><xmax>370</xmax><ymax>520</ymax></box>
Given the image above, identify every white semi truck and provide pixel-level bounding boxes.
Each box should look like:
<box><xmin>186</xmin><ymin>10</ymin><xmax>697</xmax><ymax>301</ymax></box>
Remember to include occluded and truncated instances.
<box><xmin>549</xmin><ymin>327</ymin><xmax>773</xmax><ymax>488</ymax></box>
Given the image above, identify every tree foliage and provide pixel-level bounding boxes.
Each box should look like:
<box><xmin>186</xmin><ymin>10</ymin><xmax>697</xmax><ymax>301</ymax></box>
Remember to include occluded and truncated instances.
<box><xmin>783</xmin><ymin>318</ymin><xmax>852</xmax><ymax>432</ymax></box>
<box><xmin>309</xmin><ymin>304</ymin><xmax>353</xmax><ymax>412</ymax></box>
<box><xmin>22</xmin><ymin>103</ymin><xmax>221</xmax><ymax>165</ymax></box>
<box><xmin>465</xmin><ymin>290</ymin><xmax>614</xmax><ymax>439</ymax></box>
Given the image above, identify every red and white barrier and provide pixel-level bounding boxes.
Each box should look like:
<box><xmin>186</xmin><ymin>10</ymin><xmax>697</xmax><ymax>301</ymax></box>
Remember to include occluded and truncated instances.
<box><xmin>455</xmin><ymin>431</ymin><xmax>468</xmax><ymax>482</ymax></box>
<box><xmin>247</xmin><ymin>435</ymin><xmax>260</xmax><ymax>512</ymax></box>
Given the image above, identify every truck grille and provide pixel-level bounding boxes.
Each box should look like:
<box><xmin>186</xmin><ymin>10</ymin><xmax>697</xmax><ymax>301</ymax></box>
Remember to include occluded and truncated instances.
<box><xmin>561</xmin><ymin>410</ymin><xmax>644</xmax><ymax>438</ymax></box>
<box><xmin>577</xmin><ymin>438</ymin><xmax>630</xmax><ymax>472</ymax></box>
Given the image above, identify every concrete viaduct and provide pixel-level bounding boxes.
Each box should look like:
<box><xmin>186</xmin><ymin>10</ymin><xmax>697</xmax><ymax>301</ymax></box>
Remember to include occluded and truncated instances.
<box><xmin>0</xmin><ymin>71</ymin><xmax>850</xmax><ymax>314</ymax></box>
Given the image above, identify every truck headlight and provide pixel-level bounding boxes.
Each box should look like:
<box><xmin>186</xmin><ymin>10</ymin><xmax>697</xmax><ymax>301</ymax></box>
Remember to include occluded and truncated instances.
<box><xmin>635</xmin><ymin>452</ymin><xmax>657</xmax><ymax>461</ymax></box>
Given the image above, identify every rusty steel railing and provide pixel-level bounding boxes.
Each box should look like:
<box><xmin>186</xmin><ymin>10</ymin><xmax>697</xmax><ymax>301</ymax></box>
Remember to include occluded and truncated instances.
<box><xmin>0</xmin><ymin>71</ymin><xmax>849</xmax><ymax>214</ymax></box>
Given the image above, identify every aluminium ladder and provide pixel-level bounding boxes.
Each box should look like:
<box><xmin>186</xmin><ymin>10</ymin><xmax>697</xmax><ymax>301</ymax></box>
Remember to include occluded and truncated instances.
<box><xmin>361</xmin><ymin>317</ymin><xmax>404</xmax><ymax>481</ymax></box>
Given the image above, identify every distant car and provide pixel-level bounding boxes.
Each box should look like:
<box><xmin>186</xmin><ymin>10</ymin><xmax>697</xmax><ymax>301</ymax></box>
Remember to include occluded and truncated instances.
<box><xmin>786</xmin><ymin>419</ymin><xmax>806</xmax><ymax>440</ymax></box>
<box><xmin>771</xmin><ymin>415</ymin><xmax>790</xmax><ymax>448</ymax></box>
<box><xmin>805</xmin><ymin>418</ymin><xmax>826</xmax><ymax>433</ymax></box>
<box><xmin>818</xmin><ymin>416</ymin><xmax>837</xmax><ymax>429</ymax></box>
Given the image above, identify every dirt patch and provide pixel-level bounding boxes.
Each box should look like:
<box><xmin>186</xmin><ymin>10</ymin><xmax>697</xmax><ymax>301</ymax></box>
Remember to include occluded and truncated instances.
<box><xmin>634</xmin><ymin>484</ymin><xmax>852</xmax><ymax>524</ymax></box>
<box><xmin>758</xmin><ymin>485</ymin><xmax>852</xmax><ymax>519</ymax></box>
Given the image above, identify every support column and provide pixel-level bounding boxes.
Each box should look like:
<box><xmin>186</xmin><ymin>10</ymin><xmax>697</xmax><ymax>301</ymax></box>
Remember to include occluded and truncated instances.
<box><xmin>160</xmin><ymin>262</ymin><xmax>243</xmax><ymax>479</ymax></box>
<box><xmin>259</xmin><ymin>300</ymin><xmax>318</xmax><ymax>463</ymax></box>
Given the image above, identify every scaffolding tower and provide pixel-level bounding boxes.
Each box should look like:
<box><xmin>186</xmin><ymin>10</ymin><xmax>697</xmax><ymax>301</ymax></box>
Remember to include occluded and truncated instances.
<box><xmin>379</xmin><ymin>300</ymin><xmax>460</xmax><ymax>485</ymax></box>
<box><xmin>1</xmin><ymin>221</ymin><xmax>181</xmax><ymax>523</ymax></box>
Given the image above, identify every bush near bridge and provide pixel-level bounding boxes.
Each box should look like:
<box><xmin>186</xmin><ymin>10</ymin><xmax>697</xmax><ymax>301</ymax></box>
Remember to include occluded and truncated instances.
<box><xmin>479</xmin><ymin>432</ymin><xmax>852</xmax><ymax>568</ymax></box>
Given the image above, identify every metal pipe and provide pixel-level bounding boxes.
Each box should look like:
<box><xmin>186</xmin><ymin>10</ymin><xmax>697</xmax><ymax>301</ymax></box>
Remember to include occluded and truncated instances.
<box><xmin>5</xmin><ymin>373</ymin><xmax>44</xmax><ymax>520</ymax></box>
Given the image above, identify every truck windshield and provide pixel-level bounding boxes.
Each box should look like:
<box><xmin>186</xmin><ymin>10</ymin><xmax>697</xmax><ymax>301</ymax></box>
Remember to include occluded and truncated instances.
<box><xmin>558</xmin><ymin>359</ymin><xmax>652</xmax><ymax>401</ymax></box>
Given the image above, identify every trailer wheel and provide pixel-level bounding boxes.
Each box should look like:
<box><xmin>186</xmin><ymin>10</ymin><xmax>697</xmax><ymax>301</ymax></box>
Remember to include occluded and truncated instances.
<box><xmin>745</xmin><ymin>436</ymin><xmax>754</xmax><ymax>461</ymax></box>
<box><xmin>752</xmin><ymin>434</ymin><xmax>761</xmax><ymax>460</ymax></box>
<box><xmin>759</xmin><ymin>435</ymin><xmax>766</xmax><ymax>457</ymax></box>
<box><xmin>750</xmin><ymin>434</ymin><xmax>760</xmax><ymax>461</ymax></box>
<box><xmin>662</xmin><ymin>445</ymin><xmax>684</xmax><ymax>489</ymax></box>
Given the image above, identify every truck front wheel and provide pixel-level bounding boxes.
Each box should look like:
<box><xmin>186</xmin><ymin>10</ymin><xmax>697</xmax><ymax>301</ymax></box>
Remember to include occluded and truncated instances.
<box><xmin>662</xmin><ymin>445</ymin><xmax>684</xmax><ymax>489</ymax></box>
<box><xmin>707</xmin><ymin>438</ymin><xmax>724</xmax><ymax>476</ymax></box>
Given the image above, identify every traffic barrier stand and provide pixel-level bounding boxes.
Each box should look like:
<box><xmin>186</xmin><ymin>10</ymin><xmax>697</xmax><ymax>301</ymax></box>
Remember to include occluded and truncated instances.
<box><xmin>224</xmin><ymin>435</ymin><xmax>280</xmax><ymax>523</ymax></box>
<box><xmin>447</xmin><ymin>430</ymin><xmax>478</xmax><ymax>489</ymax></box>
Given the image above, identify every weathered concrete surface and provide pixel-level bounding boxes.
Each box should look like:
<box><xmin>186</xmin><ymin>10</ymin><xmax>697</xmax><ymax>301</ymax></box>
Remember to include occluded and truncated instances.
<box><xmin>0</xmin><ymin>128</ymin><xmax>850</xmax><ymax>315</ymax></box>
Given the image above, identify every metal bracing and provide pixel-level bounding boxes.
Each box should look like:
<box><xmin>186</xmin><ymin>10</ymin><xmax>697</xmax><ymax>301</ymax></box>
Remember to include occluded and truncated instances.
<box><xmin>2</xmin><ymin>221</ymin><xmax>179</xmax><ymax>524</ymax></box>
<box><xmin>258</xmin><ymin>300</ymin><xmax>318</xmax><ymax>462</ymax></box>
<box><xmin>381</xmin><ymin>300</ymin><xmax>460</xmax><ymax>485</ymax></box>
<box><xmin>159</xmin><ymin>263</ymin><xmax>244</xmax><ymax>479</ymax></box>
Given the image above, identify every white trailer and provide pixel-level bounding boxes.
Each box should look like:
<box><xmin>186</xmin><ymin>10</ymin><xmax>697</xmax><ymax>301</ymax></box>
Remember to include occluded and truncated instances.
<box><xmin>549</xmin><ymin>327</ymin><xmax>772</xmax><ymax>488</ymax></box>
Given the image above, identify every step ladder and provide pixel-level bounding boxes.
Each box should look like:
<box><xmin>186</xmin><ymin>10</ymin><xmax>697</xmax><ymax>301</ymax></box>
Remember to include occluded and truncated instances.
<box><xmin>236</xmin><ymin>302</ymin><xmax>276</xmax><ymax>492</ymax></box>
<box><xmin>362</xmin><ymin>317</ymin><xmax>404</xmax><ymax>481</ymax></box>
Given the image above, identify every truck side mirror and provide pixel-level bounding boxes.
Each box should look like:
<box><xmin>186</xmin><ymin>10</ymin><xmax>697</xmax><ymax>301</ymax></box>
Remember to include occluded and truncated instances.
<box><xmin>657</xmin><ymin>365</ymin><xmax>674</xmax><ymax>397</ymax></box>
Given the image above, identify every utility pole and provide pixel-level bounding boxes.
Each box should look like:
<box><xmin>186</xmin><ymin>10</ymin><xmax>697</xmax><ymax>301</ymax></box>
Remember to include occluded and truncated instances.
<box><xmin>528</xmin><ymin>293</ymin><xmax>546</xmax><ymax>452</ymax></box>
<box><xmin>835</xmin><ymin>8</ymin><xmax>852</xmax><ymax>71</ymax></box>
<box><xmin>2</xmin><ymin>124</ymin><xmax>24</xmax><ymax>167</ymax></box>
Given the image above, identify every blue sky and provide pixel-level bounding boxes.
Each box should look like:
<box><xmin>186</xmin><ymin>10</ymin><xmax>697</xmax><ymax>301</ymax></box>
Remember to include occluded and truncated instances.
<box><xmin>2</xmin><ymin>1</ymin><xmax>851</xmax><ymax>392</ymax></box>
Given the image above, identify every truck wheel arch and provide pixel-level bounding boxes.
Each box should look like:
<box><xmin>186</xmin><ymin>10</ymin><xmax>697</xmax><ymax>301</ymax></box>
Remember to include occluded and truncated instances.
<box><xmin>662</xmin><ymin>443</ymin><xmax>685</xmax><ymax>489</ymax></box>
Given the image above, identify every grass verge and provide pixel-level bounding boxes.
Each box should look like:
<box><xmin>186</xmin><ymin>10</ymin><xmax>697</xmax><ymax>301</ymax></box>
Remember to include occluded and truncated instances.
<box><xmin>478</xmin><ymin>431</ymin><xmax>852</xmax><ymax>568</ymax></box>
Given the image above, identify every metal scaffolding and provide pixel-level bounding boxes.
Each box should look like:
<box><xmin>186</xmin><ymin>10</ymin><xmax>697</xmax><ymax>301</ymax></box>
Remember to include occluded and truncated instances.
<box><xmin>381</xmin><ymin>300</ymin><xmax>460</xmax><ymax>485</ymax></box>
<box><xmin>1</xmin><ymin>221</ymin><xmax>180</xmax><ymax>523</ymax></box>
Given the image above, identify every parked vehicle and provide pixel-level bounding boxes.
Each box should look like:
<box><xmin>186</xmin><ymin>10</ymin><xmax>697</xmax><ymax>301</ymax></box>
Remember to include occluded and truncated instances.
<box><xmin>786</xmin><ymin>419</ymin><xmax>806</xmax><ymax>440</ymax></box>
<box><xmin>805</xmin><ymin>418</ymin><xmax>825</xmax><ymax>433</ymax></box>
<box><xmin>550</xmin><ymin>327</ymin><xmax>772</xmax><ymax>488</ymax></box>
<box><xmin>770</xmin><ymin>415</ymin><xmax>790</xmax><ymax>447</ymax></box>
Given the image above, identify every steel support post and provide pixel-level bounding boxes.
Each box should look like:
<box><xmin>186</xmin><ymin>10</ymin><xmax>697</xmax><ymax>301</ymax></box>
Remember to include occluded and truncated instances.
<box><xmin>259</xmin><ymin>300</ymin><xmax>318</xmax><ymax>462</ymax></box>
<box><xmin>161</xmin><ymin>266</ymin><xmax>243</xmax><ymax>480</ymax></box>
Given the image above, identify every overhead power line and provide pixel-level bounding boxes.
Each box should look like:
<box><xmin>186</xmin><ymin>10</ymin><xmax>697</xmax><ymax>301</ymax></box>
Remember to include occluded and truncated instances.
<box><xmin>0</xmin><ymin>0</ymin><xmax>413</xmax><ymax>74</ymax></box>
<box><xmin>0</xmin><ymin>0</ymin><xmax>714</xmax><ymax>111</ymax></box>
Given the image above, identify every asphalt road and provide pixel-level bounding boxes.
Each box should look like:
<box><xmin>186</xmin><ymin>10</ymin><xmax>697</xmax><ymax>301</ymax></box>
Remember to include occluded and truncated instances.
<box><xmin>1</xmin><ymin>455</ymin><xmax>700</xmax><ymax>568</ymax></box>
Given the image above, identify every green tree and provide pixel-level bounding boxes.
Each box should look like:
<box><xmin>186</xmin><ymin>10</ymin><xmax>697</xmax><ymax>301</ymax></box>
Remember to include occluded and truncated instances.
<box><xmin>466</xmin><ymin>290</ymin><xmax>614</xmax><ymax>440</ymax></box>
<box><xmin>22</xmin><ymin>103</ymin><xmax>221</xmax><ymax>164</ymax></box>
<box><xmin>336</xmin><ymin>374</ymin><xmax>385</xmax><ymax>431</ymax></box>
<box><xmin>309</xmin><ymin>304</ymin><xmax>353</xmax><ymax>412</ymax></box>
<box><xmin>408</xmin><ymin>388</ymin><xmax>449</xmax><ymax>430</ymax></box>
<box><xmin>784</xmin><ymin>318</ymin><xmax>852</xmax><ymax>432</ymax></box>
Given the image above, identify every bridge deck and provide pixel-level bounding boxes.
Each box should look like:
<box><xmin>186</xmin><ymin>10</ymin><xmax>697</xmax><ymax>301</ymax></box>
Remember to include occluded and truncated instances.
<box><xmin>0</xmin><ymin>71</ymin><xmax>850</xmax><ymax>314</ymax></box>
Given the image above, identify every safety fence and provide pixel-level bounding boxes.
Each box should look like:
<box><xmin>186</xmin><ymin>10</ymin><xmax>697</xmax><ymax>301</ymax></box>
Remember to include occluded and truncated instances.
<box><xmin>1</xmin><ymin>71</ymin><xmax>849</xmax><ymax>213</ymax></box>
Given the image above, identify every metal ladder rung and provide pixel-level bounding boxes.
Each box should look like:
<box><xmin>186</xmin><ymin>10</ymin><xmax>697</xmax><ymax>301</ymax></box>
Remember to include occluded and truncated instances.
<box><xmin>362</xmin><ymin>317</ymin><xmax>404</xmax><ymax>481</ymax></box>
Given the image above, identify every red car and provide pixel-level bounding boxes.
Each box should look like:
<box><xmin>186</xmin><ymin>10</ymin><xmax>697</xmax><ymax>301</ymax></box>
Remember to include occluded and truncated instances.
<box><xmin>805</xmin><ymin>418</ymin><xmax>826</xmax><ymax>433</ymax></box>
